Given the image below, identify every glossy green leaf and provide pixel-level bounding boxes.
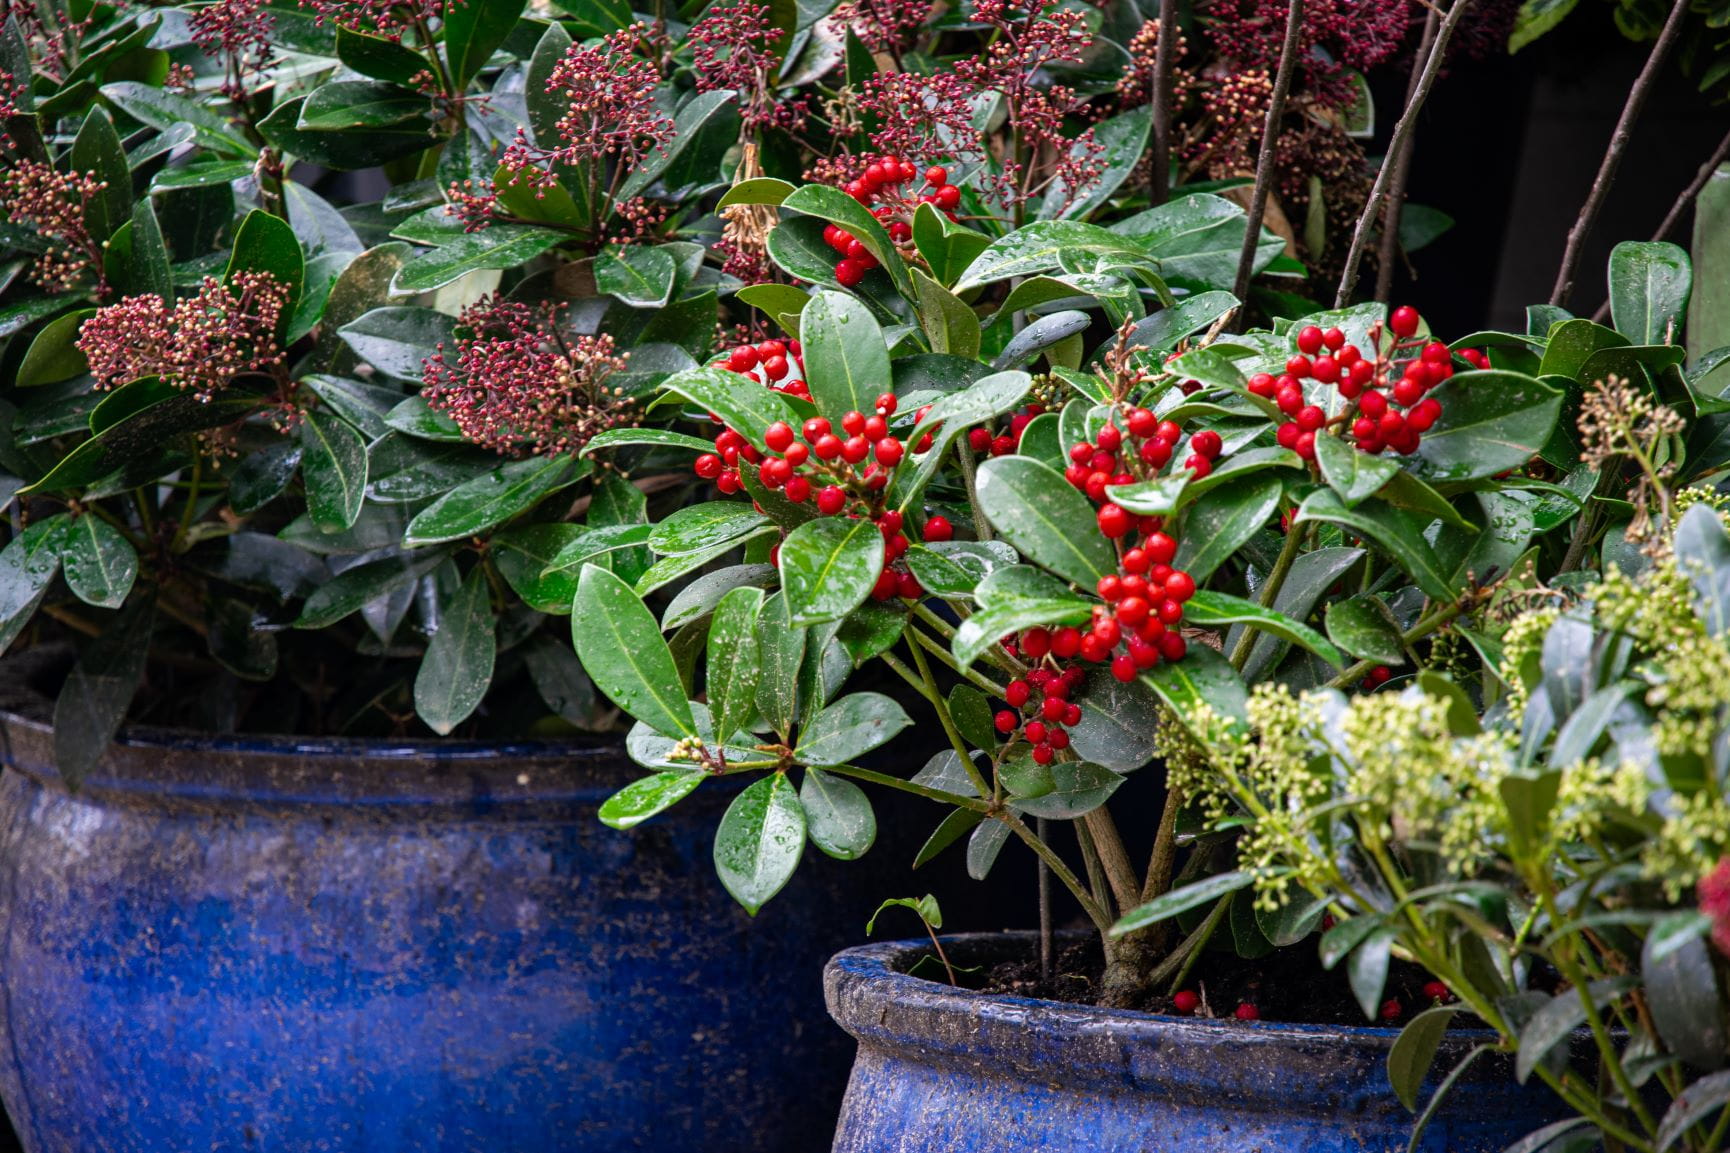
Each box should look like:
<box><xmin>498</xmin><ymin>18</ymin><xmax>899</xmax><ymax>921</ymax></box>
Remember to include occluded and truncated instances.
<box><xmin>293</xmin><ymin>549</ymin><xmax>450</xmax><ymax>628</ymax></box>
<box><xmin>541</xmin><ymin>523</ymin><xmax>656</xmax><ymax>576</ymax></box>
<box><xmin>707</xmin><ymin>586</ymin><xmax>764</xmax><ymax>741</ymax></box>
<box><xmin>1111</xmin><ymin>871</ymin><xmax>1252</xmax><ymax>937</ymax></box>
<box><xmin>911</xmin><ymin>203</ymin><xmax>991</xmax><ymax>288</ymax></box>
<box><xmin>1184</xmin><ymin>589</ymin><xmax>1344</xmax><ymax>668</ymax></box>
<box><xmin>599</xmin><ymin>771</ymin><xmax>706</xmax><ymax>830</ymax></box>
<box><xmin>714</xmin><ymin>772</ymin><xmax>806</xmax><ymax>914</ymax></box>
<box><xmin>1003</xmin><ymin>758</ymin><xmax>1125</xmax><ymax>819</ymax></box>
<box><xmin>1388</xmin><ymin>1006</ymin><xmax>1459</xmax><ymax>1111</ymax></box>
<box><xmin>660</xmin><ymin>365</ymin><xmax>801</xmax><ymax>447</ymax></box>
<box><xmin>71</xmin><ymin>106</ymin><xmax>131</xmax><ymax>242</ymax></box>
<box><xmin>413</xmin><ymin>567</ymin><xmax>496</xmax><ymax>735</ymax></box>
<box><xmin>1347</xmin><ymin>928</ymin><xmax>1395</xmax><ymax>1020</ymax></box>
<box><xmin>975</xmin><ymin>456</ymin><xmax>1114</xmax><ymax>587</ymax></box>
<box><xmin>795</xmin><ymin>691</ymin><xmax>910</xmax><ymax>765</ymax></box>
<box><xmin>1294</xmin><ymin>489</ymin><xmax>1454</xmax><ymax>600</ymax></box>
<box><xmin>16</xmin><ymin>309</ymin><xmax>95</xmax><ymax>388</ymax></box>
<box><xmin>299</xmin><ymin>409</ymin><xmax>369</xmax><ymax>532</ymax></box>
<box><xmin>754</xmin><ymin>591</ymin><xmax>806</xmax><ymax>740</ymax></box>
<box><xmin>392</xmin><ymin>226</ymin><xmax>565</xmax><ymax>293</ymax></box>
<box><xmin>102</xmin><ymin>81</ymin><xmax>257</xmax><ymax>156</ymax></box>
<box><xmin>1608</xmin><ymin>240</ymin><xmax>1691</xmax><ymax>347</ymax></box>
<box><xmin>779</xmin><ymin>514</ymin><xmax>884</xmax><ymax>626</ymax></box>
<box><xmin>956</xmin><ymin>219</ymin><xmax>1146</xmax><ymax>292</ymax></box>
<box><xmin>1173</xmin><ymin>473</ymin><xmax>1283</xmax><ymax>581</ymax></box>
<box><xmin>649</xmin><ymin>503</ymin><xmax>771</xmax><ymax>556</ymax></box>
<box><xmin>491</xmin><ymin>524</ymin><xmax>584</xmax><ymax>613</ymax></box>
<box><xmin>298</xmin><ymin>81</ymin><xmax>433</xmax><ymax>130</ymax></box>
<box><xmin>618</xmin><ymin>89</ymin><xmax>737</xmax><ymax>200</ymax></box>
<box><xmin>952</xmin><ymin>565</ymin><xmax>1092</xmax><ymax>669</ymax></box>
<box><xmin>1325</xmin><ymin>595</ymin><xmax>1405</xmax><ymax>664</ymax></box>
<box><xmin>911</xmin><ymin>267</ymin><xmax>980</xmax><ymax>359</ymax></box>
<box><xmin>0</xmin><ymin>516</ymin><xmax>67</xmax><ymax>656</ymax></box>
<box><xmin>1314</xmin><ymin>431</ymin><xmax>1399</xmax><ymax>507</ymax></box>
<box><xmin>405</xmin><ymin>455</ymin><xmax>580</xmax><ymax>545</ymax></box>
<box><xmin>718</xmin><ymin>178</ymin><xmax>798</xmax><ymax>207</ymax></box>
<box><xmin>780</xmin><ymin>183</ymin><xmax>912</xmax><ymax>295</ymax></box>
<box><xmin>801</xmin><ymin>289</ymin><xmax>890</xmax><ymax>422</ymax></box>
<box><xmin>336</xmin><ymin>26</ymin><xmax>430</xmax><ymax>84</ymax></box>
<box><xmin>443</xmin><ymin>0</ymin><xmax>526</xmax><ymax>83</ymax></box>
<box><xmin>226</xmin><ymin>210</ymin><xmax>305</xmax><ymax>326</ymax></box>
<box><xmin>61</xmin><ymin>514</ymin><xmax>138</xmax><ymax>609</ymax></box>
<box><xmin>801</xmin><ymin>768</ymin><xmax>877</xmax><ymax>859</ymax></box>
<box><xmin>572</xmin><ymin>564</ymin><xmax>696</xmax><ymax>738</ymax></box>
<box><xmin>594</xmin><ymin>243</ymin><xmax>677</xmax><ymax>308</ymax></box>
<box><xmin>1514</xmin><ymin>978</ymin><xmax>1636</xmax><ymax>1083</ymax></box>
<box><xmin>1407</xmin><ymin>371</ymin><xmax>1562</xmax><ymax>482</ymax></box>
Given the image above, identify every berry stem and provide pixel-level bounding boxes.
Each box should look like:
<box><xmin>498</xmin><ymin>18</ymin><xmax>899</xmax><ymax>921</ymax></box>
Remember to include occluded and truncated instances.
<box><xmin>1549</xmin><ymin>0</ymin><xmax>1691</xmax><ymax>309</ymax></box>
<box><xmin>1229</xmin><ymin>0</ymin><xmax>1304</xmax><ymax>309</ymax></box>
<box><xmin>1333</xmin><ymin>0</ymin><xmax>1474</xmax><ymax>308</ymax></box>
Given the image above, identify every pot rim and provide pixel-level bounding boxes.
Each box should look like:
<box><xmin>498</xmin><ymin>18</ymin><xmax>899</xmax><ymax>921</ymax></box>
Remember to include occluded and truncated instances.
<box><xmin>826</xmin><ymin>932</ymin><xmax>1517</xmax><ymax>1105</ymax></box>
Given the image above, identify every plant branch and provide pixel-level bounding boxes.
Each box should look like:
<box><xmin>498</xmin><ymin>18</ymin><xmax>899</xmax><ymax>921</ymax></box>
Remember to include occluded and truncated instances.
<box><xmin>1334</xmin><ymin>0</ymin><xmax>1474</xmax><ymax>307</ymax></box>
<box><xmin>1591</xmin><ymin>126</ymin><xmax>1730</xmax><ymax>322</ymax></box>
<box><xmin>1080</xmin><ymin>807</ymin><xmax>1142</xmax><ymax>916</ymax></box>
<box><xmin>1148</xmin><ymin>0</ymin><xmax>1179</xmax><ymax>205</ymax></box>
<box><xmin>1004</xmin><ymin>814</ymin><xmax>1114</xmax><ymax>935</ymax></box>
<box><xmin>1548</xmin><ymin>0</ymin><xmax>1691</xmax><ymax>308</ymax></box>
<box><xmin>1229</xmin><ymin>521</ymin><xmax>1303</xmax><ymax>669</ymax></box>
<box><xmin>1230</xmin><ymin>0</ymin><xmax>1304</xmax><ymax>306</ymax></box>
<box><xmin>1372</xmin><ymin>5</ymin><xmax>1440</xmax><ymax>303</ymax></box>
<box><xmin>1140</xmin><ymin>784</ymin><xmax>1186</xmax><ymax>903</ymax></box>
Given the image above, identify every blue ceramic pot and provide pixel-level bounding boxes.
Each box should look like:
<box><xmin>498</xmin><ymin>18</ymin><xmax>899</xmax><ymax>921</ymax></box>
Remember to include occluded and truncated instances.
<box><xmin>0</xmin><ymin>708</ymin><xmax>876</xmax><ymax>1153</ymax></box>
<box><xmin>826</xmin><ymin>934</ymin><xmax>1573</xmax><ymax>1153</ymax></box>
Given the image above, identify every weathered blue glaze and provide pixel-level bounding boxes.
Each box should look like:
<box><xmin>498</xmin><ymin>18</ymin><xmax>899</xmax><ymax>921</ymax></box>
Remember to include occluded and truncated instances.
<box><xmin>0</xmin><ymin>710</ymin><xmax>878</xmax><ymax>1152</ymax></box>
<box><xmin>827</xmin><ymin>935</ymin><xmax>1572</xmax><ymax>1153</ymax></box>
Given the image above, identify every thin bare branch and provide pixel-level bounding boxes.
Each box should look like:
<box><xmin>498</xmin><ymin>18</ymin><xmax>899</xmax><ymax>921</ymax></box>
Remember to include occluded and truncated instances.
<box><xmin>1549</xmin><ymin>0</ymin><xmax>1691</xmax><ymax>308</ymax></box>
<box><xmin>1334</xmin><ymin>0</ymin><xmax>1474</xmax><ymax>308</ymax></box>
<box><xmin>1149</xmin><ymin>0</ymin><xmax>1179</xmax><ymax>205</ymax></box>
<box><xmin>1230</xmin><ymin>0</ymin><xmax>1305</xmax><ymax>307</ymax></box>
<box><xmin>1591</xmin><ymin>126</ymin><xmax>1730</xmax><ymax>323</ymax></box>
<box><xmin>1372</xmin><ymin>5</ymin><xmax>1440</xmax><ymax>303</ymax></box>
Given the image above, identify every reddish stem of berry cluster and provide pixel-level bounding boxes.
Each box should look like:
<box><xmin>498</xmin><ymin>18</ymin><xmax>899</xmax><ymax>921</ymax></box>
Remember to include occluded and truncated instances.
<box><xmin>824</xmin><ymin>160</ymin><xmax>963</xmax><ymax>287</ymax></box>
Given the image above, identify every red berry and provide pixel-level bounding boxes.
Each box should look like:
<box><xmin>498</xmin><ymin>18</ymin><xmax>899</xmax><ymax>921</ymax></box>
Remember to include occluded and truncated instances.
<box><xmin>1311</xmin><ymin>356</ymin><xmax>1339</xmax><ymax>385</ymax></box>
<box><xmin>1158</xmin><ymin>633</ymin><xmax>1187</xmax><ymax>662</ymax></box>
<box><xmin>1172</xmin><ymin>990</ymin><xmax>1200</xmax><ymax>1015</ymax></box>
<box><xmin>1005</xmin><ymin>680</ymin><xmax>1031</xmax><ymax>709</ymax></box>
<box><xmin>1297</xmin><ymin>326</ymin><xmax>1324</xmax><ymax>355</ymax></box>
<box><xmin>1185</xmin><ymin>455</ymin><xmax>1212</xmax><ymax>479</ymax></box>
<box><xmin>1051</xmin><ymin>627</ymin><xmax>1082</xmax><ymax>659</ymax></box>
<box><xmin>1392</xmin><ymin>377</ymin><xmax>1424</xmax><ymax>407</ymax></box>
<box><xmin>923</xmin><ymin>515</ymin><xmax>953</xmax><ymax>542</ymax></box>
<box><xmin>1276</xmin><ymin>421</ymin><xmax>1301</xmax><ymax>449</ymax></box>
<box><xmin>1295</xmin><ymin>431</ymin><xmax>1316</xmax><ymax>460</ymax></box>
<box><xmin>875</xmin><ymin>438</ymin><xmax>904</xmax><ymax>467</ymax></box>
<box><xmin>816</xmin><ymin>485</ymin><xmax>846</xmax><ymax>515</ymax></box>
<box><xmin>1190</xmin><ymin>430</ymin><xmax>1223</xmax><ymax>459</ymax></box>
<box><xmin>784</xmin><ymin>476</ymin><xmax>811</xmax><ymax>502</ymax></box>
<box><xmin>1018</xmin><ymin>629</ymin><xmax>1049</xmax><ymax>660</ymax></box>
<box><xmin>1323</xmin><ymin>327</ymin><xmax>1345</xmax><ymax>351</ymax></box>
<box><xmin>694</xmin><ymin>453</ymin><xmax>723</xmax><ymax>479</ymax></box>
<box><xmin>935</xmin><ymin>184</ymin><xmax>961</xmax><ymax>209</ymax></box>
<box><xmin>1423</xmin><ymin>981</ymin><xmax>1451</xmax><ymax>1003</ymax></box>
<box><xmin>727</xmin><ymin>346</ymin><xmax>759</xmax><ymax>372</ymax></box>
<box><xmin>1408</xmin><ymin>397</ymin><xmax>1441</xmax><ymax>432</ymax></box>
<box><xmin>1164</xmin><ymin>570</ymin><xmax>1195</xmax><ymax>602</ymax></box>
<box><xmin>968</xmin><ymin>427</ymin><xmax>993</xmax><ymax>452</ymax></box>
<box><xmin>1248</xmin><ymin>372</ymin><xmax>1278</xmax><ymax>398</ymax></box>
<box><xmin>835</xmin><ymin>260</ymin><xmax>865</xmax><ymax>287</ymax></box>
<box><xmin>1139</xmin><ymin>439</ymin><xmax>1172</xmax><ymax>468</ymax></box>
<box><xmin>765</xmin><ymin>421</ymin><xmax>795</xmax><ymax>452</ymax></box>
<box><xmin>1023</xmin><ymin>721</ymin><xmax>1047</xmax><ymax>744</ymax></box>
<box><xmin>1097</xmin><ymin>503</ymin><xmax>1132</xmax><ymax>538</ymax></box>
<box><xmin>1359</xmin><ymin>391</ymin><xmax>1388</xmax><ymax>420</ymax></box>
<box><xmin>1286</xmin><ymin>355</ymin><xmax>1313</xmax><ymax>378</ymax></box>
<box><xmin>1097</xmin><ymin>424</ymin><xmax>1122</xmax><ymax>453</ymax></box>
<box><xmin>1380</xmin><ymin>999</ymin><xmax>1403</xmax><ymax>1022</ymax></box>
<box><xmin>1032</xmin><ymin>743</ymin><xmax>1054</xmax><ymax>765</ymax></box>
<box><xmin>897</xmin><ymin>571</ymin><xmax>922</xmax><ymax>599</ymax></box>
<box><xmin>1127</xmin><ymin>408</ymin><xmax>1157</xmax><ymax>438</ymax></box>
<box><xmin>1234</xmin><ymin>1003</ymin><xmax>1260</xmax><ymax>1022</ymax></box>
<box><xmin>1062</xmin><ymin>703</ymin><xmax>1082</xmax><ymax>726</ymax></box>
<box><xmin>1296</xmin><ymin>405</ymin><xmax>1325</xmax><ymax>432</ymax></box>
<box><xmin>1390</xmin><ymin>305</ymin><xmax>1420</xmax><ymax>338</ymax></box>
<box><xmin>925</xmin><ymin>165</ymin><xmax>947</xmax><ymax>186</ymax></box>
<box><xmin>1041</xmin><ymin>697</ymin><xmax>1066</xmax><ymax>722</ymax></box>
<box><xmin>842</xmin><ymin>436</ymin><xmax>870</xmax><ymax>464</ymax></box>
<box><xmin>717</xmin><ymin>470</ymin><xmax>741</xmax><ymax>494</ymax></box>
<box><xmin>1421</xmin><ymin>341</ymin><xmax>1451</xmax><ymax>365</ymax></box>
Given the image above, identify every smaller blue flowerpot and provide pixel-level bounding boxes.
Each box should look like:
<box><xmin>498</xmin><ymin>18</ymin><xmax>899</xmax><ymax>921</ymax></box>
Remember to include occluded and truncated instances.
<box><xmin>825</xmin><ymin>933</ymin><xmax>1573</xmax><ymax>1153</ymax></box>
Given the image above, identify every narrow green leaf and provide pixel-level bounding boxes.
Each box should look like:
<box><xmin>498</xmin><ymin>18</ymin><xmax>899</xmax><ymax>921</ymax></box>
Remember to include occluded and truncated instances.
<box><xmin>299</xmin><ymin>409</ymin><xmax>369</xmax><ymax>532</ymax></box>
<box><xmin>413</xmin><ymin>567</ymin><xmax>497</xmax><ymax>735</ymax></box>
<box><xmin>572</xmin><ymin>564</ymin><xmax>696</xmax><ymax>738</ymax></box>
<box><xmin>1111</xmin><ymin>871</ymin><xmax>1252</xmax><ymax>937</ymax></box>
<box><xmin>795</xmin><ymin>691</ymin><xmax>910</xmax><ymax>765</ymax></box>
<box><xmin>61</xmin><ymin>515</ymin><xmax>138</xmax><ymax>608</ymax></box>
<box><xmin>707</xmin><ymin>586</ymin><xmax>764</xmax><ymax>741</ymax></box>
<box><xmin>599</xmin><ymin>771</ymin><xmax>706</xmax><ymax>830</ymax></box>
<box><xmin>713</xmin><ymin>772</ymin><xmax>806</xmax><ymax>914</ymax></box>
<box><xmin>1388</xmin><ymin>1006</ymin><xmax>1459</xmax><ymax>1112</ymax></box>
<box><xmin>1184</xmin><ymin>589</ymin><xmax>1344</xmax><ymax>668</ymax></box>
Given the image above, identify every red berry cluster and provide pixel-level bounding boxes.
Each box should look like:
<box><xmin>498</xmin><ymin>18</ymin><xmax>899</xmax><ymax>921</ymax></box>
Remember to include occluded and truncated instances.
<box><xmin>1360</xmin><ymin>664</ymin><xmax>1393</xmax><ymax>692</ymax></box>
<box><xmin>1053</xmin><ymin>408</ymin><xmax>1213</xmax><ymax>683</ymax></box>
<box><xmin>693</xmin><ymin>392</ymin><xmax>944</xmax><ymax>601</ymax></box>
<box><xmin>717</xmin><ymin>337</ymin><xmax>809</xmax><ymax>398</ymax></box>
<box><xmin>991</xmin><ymin>654</ymin><xmax>1086</xmax><ymax>766</ymax></box>
<box><xmin>966</xmin><ymin>403</ymin><xmax>1045</xmax><ymax>458</ymax></box>
<box><xmin>824</xmin><ymin>159</ymin><xmax>962</xmax><ymax>287</ymax></box>
<box><xmin>1248</xmin><ymin>305</ymin><xmax>1481</xmax><ymax>461</ymax></box>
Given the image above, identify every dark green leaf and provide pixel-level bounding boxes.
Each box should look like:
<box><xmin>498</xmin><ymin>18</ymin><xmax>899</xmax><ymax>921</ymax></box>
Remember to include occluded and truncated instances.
<box><xmin>294</xmin><ymin>549</ymin><xmax>450</xmax><ymax>628</ymax></box>
<box><xmin>1173</xmin><ymin>473</ymin><xmax>1283</xmax><ymax>581</ymax></box>
<box><xmin>53</xmin><ymin>591</ymin><xmax>154</xmax><ymax>786</ymax></box>
<box><xmin>975</xmin><ymin>456</ymin><xmax>1115</xmax><ymax>586</ymax></box>
<box><xmin>1325</xmin><ymin>595</ymin><xmax>1405</xmax><ymax>664</ymax></box>
<box><xmin>1655</xmin><ymin>1070</ymin><xmax>1730</xmax><ymax>1151</ymax></box>
<box><xmin>779</xmin><ymin>515</ymin><xmax>884</xmax><ymax>626</ymax></box>
<box><xmin>71</xmin><ymin>106</ymin><xmax>131</xmax><ymax>242</ymax></box>
<box><xmin>393</xmin><ymin>226</ymin><xmax>565</xmax><ymax>294</ymax></box>
<box><xmin>594</xmin><ymin>243</ymin><xmax>677</xmax><ymax>308</ymax></box>
<box><xmin>801</xmin><ymin>768</ymin><xmax>876</xmax><ymax>859</ymax></box>
<box><xmin>1295</xmin><ymin>489</ymin><xmax>1454</xmax><ymax>600</ymax></box>
<box><xmin>1315</xmin><ymin>431</ymin><xmax>1399</xmax><ymax>506</ymax></box>
<box><xmin>1141</xmin><ymin>644</ymin><xmax>1249</xmax><ymax>733</ymax></box>
<box><xmin>443</xmin><ymin>0</ymin><xmax>526</xmax><ymax>84</ymax></box>
<box><xmin>795</xmin><ymin>691</ymin><xmax>910</xmax><ymax>765</ymax></box>
<box><xmin>713</xmin><ymin>772</ymin><xmax>805</xmax><ymax>914</ymax></box>
<box><xmin>1388</xmin><ymin>1006</ymin><xmax>1459</xmax><ymax>1112</ymax></box>
<box><xmin>1185</xmin><ymin>589</ymin><xmax>1344</xmax><ymax>667</ymax></box>
<box><xmin>599</xmin><ymin>771</ymin><xmax>705</xmax><ymax>830</ymax></box>
<box><xmin>299</xmin><ymin>409</ymin><xmax>369</xmax><ymax>532</ymax></box>
<box><xmin>572</xmin><ymin>564</ymin><xmax>696</xmax><ymax>738</ymax></box>
<box><xmin>1514</xmin><ymin>979</ymin><xmax>1636</xmax><ymax>1083</ymax></box>
<box><xmin>336</xmin><ymin>26</ymin><xmax>430</xmax><ymax>84</ymax></box>
<box><xmin>801</xmin><ymin>289</ymin><xmax>890</xmax><ymax>422</ymax></box>
<box><xmin>707</xmin><ymin>585</ymin><xmax>764</xmax><ymax>740</ymax></box>
<box><xmin>404</xmin><ymin>455</ymin><xmax>579</xmax><ymax>545</ymax></box>
<box><xmin>1608</xmin><ymin>240</ymin><xmax>1691</xmax><ymax>347</ymax></box>
<box><xmin>61</xmin><ymin>514</ymin><xmax>138</xmax><ymax>608</ymax></box>
<box><xmin>413</xmin><ymin>566</ymin><xmax>496</xmax><ymax>735</ymax></box>
<box><xmin>1348</xmin><ymin>928</ymin><xmax>1395</xmax><ymax>1020</ymax></box>
<box><xmin>1111</xmin><ymin>871</ymin><xmax>1252</xmax><ymax>936</ymax></box>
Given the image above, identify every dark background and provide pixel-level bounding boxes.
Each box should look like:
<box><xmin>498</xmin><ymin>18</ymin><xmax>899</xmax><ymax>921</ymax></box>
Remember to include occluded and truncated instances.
<box><xmin>1371</xmin><ymin>13</ymin><xmax>1727</xmax><ymax>336</ymax></box>
<box><xmin>0</xmin><ymin>14</ymin><xmax>1721</xmax><ymax>1152</ymax></box>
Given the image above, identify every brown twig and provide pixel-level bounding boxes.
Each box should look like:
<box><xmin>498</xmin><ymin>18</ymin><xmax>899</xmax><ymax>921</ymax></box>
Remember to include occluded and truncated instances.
<box><xmin>1591</xmin><ymin>125</ymin><xmax>1730</xmax><ymax>322</ymax></box>
<box><xmin>1230</xmin><ymin>0</ymin><xmax>1305</xmax><ymax>307</ymax></box>
<box><xmin>1372</xmin><ymin>5</ymin><xmax>1441</xmax><ymax>303</ymax></box>
<box><xmin>1334</xmin><ymin>0</ymin><xmax>1474</xmax><ymax>308</ymax></box>
<box><xmin>1149</xmin><ymin>0</ymin><xmax>1179</xmax><ymax>205</ymax></box>
<box><xmin>1549</xmin><ymin>0</ymin><xmax>1692</xmax><ymax>308</ymax></box>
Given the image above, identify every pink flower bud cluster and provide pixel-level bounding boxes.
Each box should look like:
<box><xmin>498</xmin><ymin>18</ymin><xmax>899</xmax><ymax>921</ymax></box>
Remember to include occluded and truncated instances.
<box><xmin>0</xmin><ymin>160</ymin><xmax>108</xmax><ymax>294</ymax></box>
<box><xmin>76</xmin><ymin>272</ymin><xmax>291</xmax><ymax>402</ymax></box>
<box><xmin>189</xmin><ymin>0</ymin><xmax>276</xmax><ymax>96</ymax></box>
<box><xmin>420</xmin><ymin>296</ymin><xmax>638</xmax><ymax>457</ymax></box>
<box><xmin>295</xmin><ymin>0</ymin><xmax>440</xmax><ymax>41</ymax></box>
<box><xmin>690</xmin><ymin>1</ymin><xmax>809</xmax><ymax>133</ymax></box>
<box><xmin>831</xmin><ymin>0</ymin><xmax>933</xmax><ymax>55</ymax></box>
<box><xmin>499</xmin><ymin>25</ymin><xmax>673</xmax><ymax>190</ymax></box>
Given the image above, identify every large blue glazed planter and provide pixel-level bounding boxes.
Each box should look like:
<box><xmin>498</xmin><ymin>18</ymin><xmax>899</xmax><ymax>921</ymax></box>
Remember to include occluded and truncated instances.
<box><xmin>0</xmin><ymin>703</ymin><xmax>882</xmax><ymax>1153</ymax></box>
<box><xmin>826</xmin><ymin>934</ymin><xmax>1573</xmax><ymax>1153</ymax></box>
